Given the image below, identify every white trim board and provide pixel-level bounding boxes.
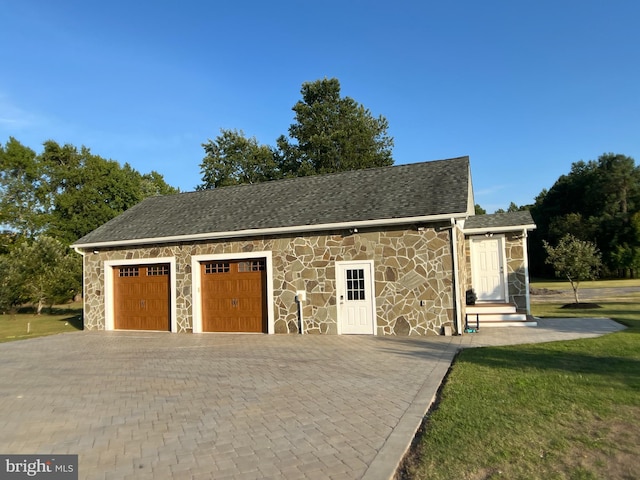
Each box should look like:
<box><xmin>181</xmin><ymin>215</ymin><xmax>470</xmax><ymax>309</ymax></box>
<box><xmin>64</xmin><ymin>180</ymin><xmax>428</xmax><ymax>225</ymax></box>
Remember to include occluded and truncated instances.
<box><xmin>470</xmin><ymin>235</ymin><xmax>508</xmax><ymax>302</ymax></box>
<box><xmin>335</xmin><ymin>260</ymin><xmax>377</xmax><ymax>335</ymax></box>
<box><xmin>104</xmin><ymin>257</ymin><xmax>178</xmax><ymax>332</ymax></box>
<box><xmin>191</xmin><ymin>251</ymin><xmax>275</xmax><ymax>334</ymax></box>
<box><xmin>72</xmin><ymin>213</ymin><xmax>468</xmax><ymax>250</ymax></box>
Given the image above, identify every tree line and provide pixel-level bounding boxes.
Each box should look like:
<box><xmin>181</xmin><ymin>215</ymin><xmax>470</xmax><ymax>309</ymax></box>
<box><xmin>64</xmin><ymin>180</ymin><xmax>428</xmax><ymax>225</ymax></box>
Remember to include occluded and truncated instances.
<box><xmin>0</xmin><ymin>77</ymin><xmax>637</xmax><ymax>313</ymax></box>
<box><xmin>527</xmin><ymin>153</ymin><xmax>640</xmax><ymax>278</ymax></box>
<box><xmin>0</xmin><ymin>139</ymin><xmax>178</xmax><ymax>312</ymax></box>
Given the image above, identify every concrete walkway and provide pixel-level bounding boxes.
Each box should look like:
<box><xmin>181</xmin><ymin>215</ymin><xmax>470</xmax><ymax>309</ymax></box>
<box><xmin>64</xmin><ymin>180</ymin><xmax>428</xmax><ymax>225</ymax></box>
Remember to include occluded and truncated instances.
<box><xmin>0</xmin><ymin>317</ymin><xmax>625</xmax><ymax>480</ymax></box>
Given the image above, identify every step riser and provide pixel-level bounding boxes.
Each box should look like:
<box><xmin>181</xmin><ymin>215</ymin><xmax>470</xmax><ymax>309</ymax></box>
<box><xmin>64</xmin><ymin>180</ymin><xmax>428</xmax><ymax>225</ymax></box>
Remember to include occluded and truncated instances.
<box><xmin>466</xmin><ymin>314</ymin><xmax>527</xmax><ymax>321</ymax></box>
<box><xmin>477</xmin><ymin>321</ymin><xmax>538</xmax><ymax>328</ymax></box>
<box><xmin>466</xmin><ymin>306</ymin><xmax>518</xmax><ymax>314</ymax></box>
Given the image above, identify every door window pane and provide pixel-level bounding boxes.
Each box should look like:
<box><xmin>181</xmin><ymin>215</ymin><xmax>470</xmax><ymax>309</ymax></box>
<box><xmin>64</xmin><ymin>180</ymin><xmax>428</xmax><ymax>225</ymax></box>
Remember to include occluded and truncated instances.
<box><xmin>346</xmin><ymin>268</ymin><xmax>365</xmax><ymax>301</ymax></box>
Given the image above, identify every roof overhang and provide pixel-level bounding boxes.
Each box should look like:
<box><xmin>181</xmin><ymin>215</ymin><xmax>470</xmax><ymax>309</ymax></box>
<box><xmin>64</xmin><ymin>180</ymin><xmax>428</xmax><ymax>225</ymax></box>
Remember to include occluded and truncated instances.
<box><xmin>463</xmin><ymin>224</ymin><xmax>536</xmax><ymax>236</ymax></box>
<box><xmin>72</xmin><ymin>212</ymin><xmax>470</xmax><ymax>250</ymax></box>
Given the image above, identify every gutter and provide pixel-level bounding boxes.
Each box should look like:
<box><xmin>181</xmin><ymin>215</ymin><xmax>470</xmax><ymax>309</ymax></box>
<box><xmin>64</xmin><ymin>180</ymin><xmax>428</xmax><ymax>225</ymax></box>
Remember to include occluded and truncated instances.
<box><xmin>71</xmin><ymin>212</ymin><xmax>469</xmax><ymax>250</ymax></box>
<box><xmin>463</xmin><ymin>224</ymin><xmax>536</xmax><ymax>235</ymax></box>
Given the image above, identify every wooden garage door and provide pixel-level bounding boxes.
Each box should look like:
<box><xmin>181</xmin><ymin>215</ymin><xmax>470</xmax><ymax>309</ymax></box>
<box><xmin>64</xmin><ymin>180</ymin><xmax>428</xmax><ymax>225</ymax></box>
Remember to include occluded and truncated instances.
<box><xmin>201</xmin><ymin>259</ymin><xmax>267</xmax><ymax>332</ymax></box>
<box><xmin>114</xmin><ymin>264</ymin><xmax>170</xmax><ymax>331</ymax></box>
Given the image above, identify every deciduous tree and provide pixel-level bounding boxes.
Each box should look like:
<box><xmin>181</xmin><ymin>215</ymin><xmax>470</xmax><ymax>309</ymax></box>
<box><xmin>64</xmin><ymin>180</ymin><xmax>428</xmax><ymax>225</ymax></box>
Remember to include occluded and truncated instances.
<box><xmin>543</xmin><ymin>234</ymin><xmax>602</xmax><ymax>303</ymax></box>
<box><xmin>276</xmin><ymin>78</ymin><xmax>394</xmax><ymax>176</ymax></box>
<box><xmin>1</xmin><ymin>236</ymin><xmax>81</xmax><ymax>314</ymax></box>
<box><xmin>197</xmin><ymin>129</ymin><xmax>280</xmax><ymax>189</ymax></box>
<box><xmin>0</xmin><ymin>138</ymin><xmax>49</xmax><ymax>238</ymax></box>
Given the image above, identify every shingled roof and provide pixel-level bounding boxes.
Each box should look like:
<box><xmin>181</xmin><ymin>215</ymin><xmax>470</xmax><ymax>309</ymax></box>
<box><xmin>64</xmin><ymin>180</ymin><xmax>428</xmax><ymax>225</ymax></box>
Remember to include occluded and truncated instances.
<box><xmin>73</xmin><ymin>156</ymin><xmax>472</xmax><ymax>248</ymax></box>
<box><xmin>464</xmin><ymin>211</ymin><xmax>536</xmax><ymax>232</ymax></box>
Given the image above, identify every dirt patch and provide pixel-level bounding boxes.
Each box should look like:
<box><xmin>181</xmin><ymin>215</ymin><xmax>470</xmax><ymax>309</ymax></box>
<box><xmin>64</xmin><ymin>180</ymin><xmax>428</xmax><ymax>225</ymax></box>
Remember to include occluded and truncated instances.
<box><xmin>561</xmin><ymin>409</ymin><xmax>640</xmax><ymax>480</ymax></box>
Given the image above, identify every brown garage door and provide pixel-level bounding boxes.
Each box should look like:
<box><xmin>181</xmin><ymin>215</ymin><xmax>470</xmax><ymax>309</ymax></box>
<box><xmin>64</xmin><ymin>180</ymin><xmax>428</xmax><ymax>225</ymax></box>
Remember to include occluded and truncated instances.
<box><xmin>114</xmin><ymin>264</ymin><xmax>170</xmax><ymax>331</ymax></box>
<box><xmin>201</xmin><ymin>259</ymin><xmax>267</xmax><ymax>332</ymax></box>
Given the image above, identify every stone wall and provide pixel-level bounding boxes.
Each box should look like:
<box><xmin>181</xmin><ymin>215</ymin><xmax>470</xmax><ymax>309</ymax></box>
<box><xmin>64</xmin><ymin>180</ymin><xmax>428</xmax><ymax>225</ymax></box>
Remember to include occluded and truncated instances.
<box><xmin>82</xmin><ymin>224</ymin><xmax>456</xmax><ymax>335</ymax></box>
<box><xmin>504</xmin><ymin>232</ymin><xmax>528</xmax><ymax>312</ymax></box>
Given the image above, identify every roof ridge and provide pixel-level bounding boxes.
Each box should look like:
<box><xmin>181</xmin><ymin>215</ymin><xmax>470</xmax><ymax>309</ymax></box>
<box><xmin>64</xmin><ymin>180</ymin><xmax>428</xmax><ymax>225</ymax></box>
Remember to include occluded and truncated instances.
<box><xmin>174</xmin><ymin>155</ymin><xmax>470</xmax><ymax>197</ymax></box>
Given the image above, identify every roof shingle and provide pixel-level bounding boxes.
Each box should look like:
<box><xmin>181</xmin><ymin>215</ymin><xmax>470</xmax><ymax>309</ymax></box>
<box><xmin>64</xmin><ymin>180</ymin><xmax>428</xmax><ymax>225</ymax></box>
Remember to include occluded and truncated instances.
<box><xmin>73</xmin><ymin>156</ymin><xmax>471</xmax><ymax>247</ymax></box>
<box><xmin>464</xmin><ymin>211</ymin><xmax>535</xmax><ymax>230</ymax></box>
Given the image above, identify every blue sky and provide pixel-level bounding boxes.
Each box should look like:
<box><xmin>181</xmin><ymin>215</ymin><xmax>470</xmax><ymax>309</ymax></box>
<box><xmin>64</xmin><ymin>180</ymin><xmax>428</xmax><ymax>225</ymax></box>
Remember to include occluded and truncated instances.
<box><xmin>1</xmin><ymin>0</ymin><xmax>638</xmax><ymax>212</ymax></box>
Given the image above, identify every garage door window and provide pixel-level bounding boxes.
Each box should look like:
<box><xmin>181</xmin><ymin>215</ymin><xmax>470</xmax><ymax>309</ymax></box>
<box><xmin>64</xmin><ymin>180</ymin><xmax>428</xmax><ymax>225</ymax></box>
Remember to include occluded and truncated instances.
<box><xmin>238</xmin><ymin>260</ymin><xmax>265</xmax><ymax>272</ymax></box>
<box><xmin>147</xmin><ymin>265</ymin><xmax>169</xmax><ymax>276</ymax></box>
<box><xmin>205</xmin><ymin>262</ymin><xmax>230</xmax><ymax>274</ymax></box>
<box><xmin>119</xmin><ymin>266</ymin><xmax>139</xmax><ymax>277</ymax></box>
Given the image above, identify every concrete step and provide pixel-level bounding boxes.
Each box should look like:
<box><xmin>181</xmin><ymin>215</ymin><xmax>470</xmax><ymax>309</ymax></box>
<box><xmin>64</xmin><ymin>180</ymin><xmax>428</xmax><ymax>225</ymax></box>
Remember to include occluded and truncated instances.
<box><xmin>467</xmin><ymin>313</ymin><xmax>528</xmax><ymax>321</ymax></box>
<box><xmin>478</xmin><ymin>319</ymin><xmax>538</xmax><ymax>328</ymax></box>
<box><xmin>466</xmin><ymin>313</ymin><xmax>538</xmax><ymax>329</ymax></box>
<box><xmin>466</xmin><ymin>304</ymin><xmax>518</xmax><ymax>314</ymax></box>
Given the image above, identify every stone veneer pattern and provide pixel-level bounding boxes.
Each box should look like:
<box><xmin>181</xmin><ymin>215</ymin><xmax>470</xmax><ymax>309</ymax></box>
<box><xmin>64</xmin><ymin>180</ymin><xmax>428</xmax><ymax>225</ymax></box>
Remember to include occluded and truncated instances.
<box><xmin>82</xmin><ymin>226</ymin><xmax>455</xmax><ymax>336</ymax></box>
<box><xmin>504</xmin><ymin>232</ymin><xmax>528</xmax><ymax>312</ymax></box>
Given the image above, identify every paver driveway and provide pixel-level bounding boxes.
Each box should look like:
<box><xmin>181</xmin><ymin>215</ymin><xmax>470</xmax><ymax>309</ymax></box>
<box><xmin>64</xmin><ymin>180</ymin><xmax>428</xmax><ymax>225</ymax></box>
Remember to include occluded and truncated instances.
<box><xmin>0</xmin><ymin>332</ymin><xmax>459</xmax><ymax>480</ymax></box>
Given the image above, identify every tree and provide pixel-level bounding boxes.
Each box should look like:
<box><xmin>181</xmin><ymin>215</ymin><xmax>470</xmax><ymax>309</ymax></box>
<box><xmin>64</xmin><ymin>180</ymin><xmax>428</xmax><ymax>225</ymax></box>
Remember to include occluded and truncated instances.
<box><xmin>39</xmin><ymin>140</ymin><xmax>178</xmax><ymax>244</ymax></box>
<box><xmin>474</xmin><ymin>204</ymin><xmax>486</xmax><ymax>215</ymax></box>
<box><xmin>0</xmin><ymin>138</ymin><xmax>49</xmax><ymax>238</ymax></box>
<box><xmin>197</xmin><ymin>129</ymin><xmax>281</xmax><ymax>189</ymax></box>
<box><xmin>543</xmin><ymin>234</ymin><xmax>602</xmax><ymax>303</ymax></box>
<box><xmin>0</xmin><ymin>138</ymin><xmax>179</xmax><ymax>245</ymax></box>
<box><xmin>530</xmin><ymin>153</ymin><xmax>640</xmax><ymax>277</ymax></box>
<box><xmin>495</xmin><ymin>202</ymin><xmax>529</xmax><ymax>214</ymax></box>
<box><xmin>2</xmin><ymin>236</ymin><xmax>81</xmax><ymax>314</ymax></box>
<box><xmin>276</xmin><ymin>78</ymin><xmax>394</xmax><ymax>176</ymax></box>
<box><xmin>139</xmin><ymin>170</ymin><xmax>180</xmax><ymax>197</ymax></box>
<box><xmin>0</xmin><ymin>253</ymin><xmax>23</xmax><ymax>313</ymax></box>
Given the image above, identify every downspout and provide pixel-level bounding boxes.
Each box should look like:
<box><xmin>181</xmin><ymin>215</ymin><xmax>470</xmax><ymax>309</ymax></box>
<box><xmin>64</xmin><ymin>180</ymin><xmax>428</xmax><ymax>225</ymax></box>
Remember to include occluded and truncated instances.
<box><xmin>73</xmin><ymin>247</ymin><xmax>86</xmax><ymax>324</ymax></box>
<box><xmin>450</xmin><ymin>219</ymin><xmax>463</xmax><ymax>335</ymax></box>
<box><xmin>522</xmin><ymin>229</ymin><xmax>531</xmax><ymax>315</ymax></box>
<box><xmin>296</xmin><ymin>290</ymin><xmax>306</xmax><ymax>334</ymax></box>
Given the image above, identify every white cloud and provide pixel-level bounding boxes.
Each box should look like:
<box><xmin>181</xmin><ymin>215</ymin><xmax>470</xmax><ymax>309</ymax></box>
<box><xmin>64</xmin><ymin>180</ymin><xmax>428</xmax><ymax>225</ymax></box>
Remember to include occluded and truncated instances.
<box><xmin>0</xmin><ymin>94</ymin><xmax>40</xmax><ymax>129</ymax></box>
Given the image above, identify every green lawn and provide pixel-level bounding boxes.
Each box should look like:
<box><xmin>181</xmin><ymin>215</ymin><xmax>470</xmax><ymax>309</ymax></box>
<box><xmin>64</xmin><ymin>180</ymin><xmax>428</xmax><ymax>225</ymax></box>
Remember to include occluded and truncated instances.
<box><xmin>0</xmin><ymin>304</ymin><xmax>83</xmax><ymax>343</ymax></box>
<box><xmin>531</xmin><ymin>277</ymin><xmax>640</xmax><ymax>290</ymax></box>
<box><xmin>401</xmin><ymin>282</ymin><xmax>640</xmax><ymax>480</ymax></box>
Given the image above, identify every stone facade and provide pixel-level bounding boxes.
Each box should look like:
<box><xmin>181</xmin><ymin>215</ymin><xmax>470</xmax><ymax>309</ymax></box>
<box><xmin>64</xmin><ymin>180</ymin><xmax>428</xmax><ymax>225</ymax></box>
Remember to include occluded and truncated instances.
<box><xmin>504</xmin><ymin>232</ymin><xmax>528</xmax><ymax>312</ymax></box>
<box><xmin>454</xmin><ymin>224</ymin><xmax>469</xmax><ymax>332</ymax></box>
<box><xmin>83</xmin><ymin>224</ymin><xmax>456</xmax><ymax>336</ymax></box>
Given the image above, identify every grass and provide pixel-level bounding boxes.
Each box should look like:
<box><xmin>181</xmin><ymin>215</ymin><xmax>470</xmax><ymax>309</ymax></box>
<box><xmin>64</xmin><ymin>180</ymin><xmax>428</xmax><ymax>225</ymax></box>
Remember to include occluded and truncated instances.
<box><xmin>531</xmin><ymin>277</ymin><xmax>640</xmax><ymax>290</ymax></box>
<box><xmin>0</xmin><ymin>303</ymin><xmax>83</xmax><ymax>343</ymax></box>
<box><xmin>400</xmin><ymin>281</ymin><xmax>640</xmax><ymax>480</ymax></box>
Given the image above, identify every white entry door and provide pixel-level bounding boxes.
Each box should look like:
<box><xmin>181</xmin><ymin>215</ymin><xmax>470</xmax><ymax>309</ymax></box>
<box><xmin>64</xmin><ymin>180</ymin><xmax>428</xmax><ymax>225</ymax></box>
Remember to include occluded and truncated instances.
<box><xmin>337</xmin><ymin>261</ymin><xmax>375</xmax><ymax>334</ymax></box>
<box><xmin>471</xmin><ymin>236</ymin><xmax>507</xmax><ymax>302</ymax></box>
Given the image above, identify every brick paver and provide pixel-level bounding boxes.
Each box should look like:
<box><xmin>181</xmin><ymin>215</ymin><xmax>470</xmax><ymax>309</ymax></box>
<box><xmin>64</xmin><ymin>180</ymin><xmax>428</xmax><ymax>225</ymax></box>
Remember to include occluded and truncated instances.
<box><xmin>0</xmin><ymin>332</ymin><xmax>459</xmax><ymax>479</ymax></box>
<box><xmin>0</xmin><ymin>317</ymin><xmax>624</xmax><ymax>479</ymax></box>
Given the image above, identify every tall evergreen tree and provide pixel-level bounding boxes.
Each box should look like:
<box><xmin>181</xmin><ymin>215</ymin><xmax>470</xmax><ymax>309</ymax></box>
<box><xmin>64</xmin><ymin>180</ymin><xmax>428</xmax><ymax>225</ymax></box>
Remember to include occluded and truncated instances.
<box><xmin>276</xmin><ymin>78</ymin><xmax>394</xmax><ymax>176</ymax></box>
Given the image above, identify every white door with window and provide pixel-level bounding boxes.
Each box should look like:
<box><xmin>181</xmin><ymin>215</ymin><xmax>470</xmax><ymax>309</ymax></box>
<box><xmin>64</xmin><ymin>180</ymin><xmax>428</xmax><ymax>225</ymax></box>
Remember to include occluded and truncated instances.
<box><xmin>471</xmin><ymin>236</ymin><xmax>507</xmax><ymax>302</ymax></box>
<box><xmin>337</xmin><ymin>261</ymin><xmax>375</xmax><ymax>334</ymax></box>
